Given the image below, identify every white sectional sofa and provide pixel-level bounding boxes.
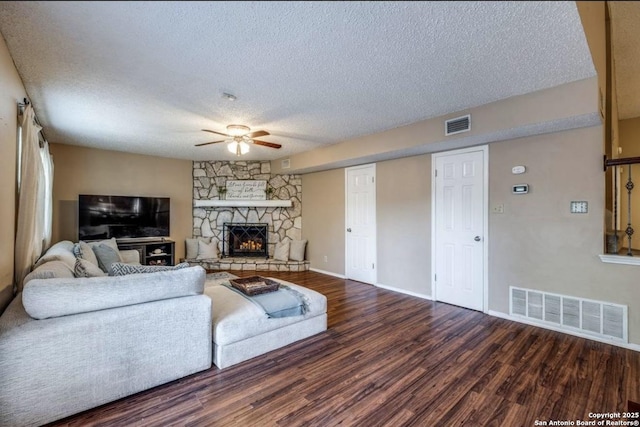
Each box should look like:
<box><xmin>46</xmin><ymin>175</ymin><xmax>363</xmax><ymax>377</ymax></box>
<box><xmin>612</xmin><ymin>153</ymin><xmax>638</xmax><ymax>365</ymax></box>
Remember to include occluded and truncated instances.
<box><xmin>0</xmin><ymin>241</ymin><xmax>213</xmax><ymax>427</ymax></box>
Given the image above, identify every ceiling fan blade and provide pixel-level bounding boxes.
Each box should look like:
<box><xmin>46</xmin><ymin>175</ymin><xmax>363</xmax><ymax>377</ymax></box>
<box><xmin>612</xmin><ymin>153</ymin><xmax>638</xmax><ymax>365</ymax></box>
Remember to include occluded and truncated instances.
<box><xmin>202</xmin><ymin>129</ymin><xmax>231</xmax><ymax>137</ymax></box>
<box><xmin>246</xmin><ymin>130</ymin><xmax>270</xmax><ymax>138</ymax></box>
<box><xmin>252</xmin><ymin>139</ymin><xmax>282</xmax><ymax>149</ymax></box>
<box><xmin>195</xmin><ymin>139</ymin><xmax>226</xmax><ymax>147</ymax></box>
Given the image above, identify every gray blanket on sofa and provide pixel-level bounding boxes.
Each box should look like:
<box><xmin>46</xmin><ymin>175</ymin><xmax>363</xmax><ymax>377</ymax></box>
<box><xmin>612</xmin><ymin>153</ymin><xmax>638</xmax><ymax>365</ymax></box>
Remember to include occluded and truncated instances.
<box><xmin>222</xmin><ymin>283</ymin><xmax>309</xmax><ymax>318</ymax></box>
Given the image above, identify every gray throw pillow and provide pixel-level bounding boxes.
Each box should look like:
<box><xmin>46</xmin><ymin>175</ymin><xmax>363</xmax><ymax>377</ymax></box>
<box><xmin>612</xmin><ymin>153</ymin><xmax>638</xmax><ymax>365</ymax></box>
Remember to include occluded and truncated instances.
<box><xmin>88</xmin><ymin>237</ymin><xmax>120</xmax><ymax>252</ymax></box>
<box><xmin>109</xmin><ymin>262</ymin><xmax>190</xmax><ymax>276</ymax></box>
<box><xmin>92</xmin><ymin>243</ymin><xmax>123</xmax><ymax>273</ymax></box>
<box><xmin>289</xmin><ymin>239</ymin><xmax>308</xmax><ymax>261</ymax></box>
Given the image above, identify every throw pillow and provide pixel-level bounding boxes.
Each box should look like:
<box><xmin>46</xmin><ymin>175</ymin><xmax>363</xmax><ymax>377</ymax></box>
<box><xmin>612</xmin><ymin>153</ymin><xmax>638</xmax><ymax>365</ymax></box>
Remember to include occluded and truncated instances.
<box><xmin>289</xmin><ymin>239</ymin><xmax>308</xmax><ymax>261</ymax></box>
<box><xmin>72</xmin><ymin>241</ymin><xmax>99</xmax><ymax>267</ymax></box>
<box><xmin>88</xmin><ymin>237</ymin><xmax>120</xmax><ymax>252</ymax></box>
<box><xmin>74</xmin><ymin>258</ymin><xmax>107</xmax><ymax>278</ymax></box>
<box><xmin>109</xmin><ymin>262</ymin><xmax>190</xmax><ymax>276</ymax></box>
<box><xmin>196</xmin><ymin>239</ymin><xmax>219</xmax><ymax>260</ymax></box>
<box><xmin>273</xmin><ymin>240</ymin><xmax>290</xmax><ymax>261</ymax></box>
<box><xmin>185</xmin><ymin>238</ymin><xmax>199</xmax><ymax>259</ymax></box>
<box><xmin>186</xmin><ymin>237</ymin><xmax>213</xmax><ymax>259</ymax></box>
<box><xmin>92</xmin><ymin>243</ymin><xmax>123</xmax><ymax>273</ymax></box>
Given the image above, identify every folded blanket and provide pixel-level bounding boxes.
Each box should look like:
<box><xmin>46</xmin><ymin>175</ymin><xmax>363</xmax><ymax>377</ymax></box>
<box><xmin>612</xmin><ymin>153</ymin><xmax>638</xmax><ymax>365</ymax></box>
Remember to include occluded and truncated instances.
<box><xmin>222</xmin><ymin>282</ymin><xmax>309</xmax><ymax>318</ymax></box>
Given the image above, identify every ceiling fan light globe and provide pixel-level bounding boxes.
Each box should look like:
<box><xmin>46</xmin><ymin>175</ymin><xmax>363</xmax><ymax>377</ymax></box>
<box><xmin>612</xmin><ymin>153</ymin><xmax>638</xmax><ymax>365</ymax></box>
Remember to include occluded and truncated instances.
<box><xmin>239</xmin><ymin>141</ymin><xmax>250</xmax><ymax>154</ymax></box>
<box><xmin>226</xmin><ymin>124</ymin><xmax>250</xmax><ymax>137</ymax></box>
<box><xmin>227</xmin><ymin>140</ymin><xmax>250</xmax><ymax>156</ymax></box>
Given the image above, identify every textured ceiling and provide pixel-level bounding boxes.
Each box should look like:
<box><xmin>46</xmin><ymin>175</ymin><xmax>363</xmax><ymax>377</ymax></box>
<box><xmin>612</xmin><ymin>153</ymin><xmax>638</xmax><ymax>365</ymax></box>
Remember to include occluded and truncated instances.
<box><xmin>0</xmin><ymin>1</ymin><xmax>596</xmax><ymax>161</ymax></box>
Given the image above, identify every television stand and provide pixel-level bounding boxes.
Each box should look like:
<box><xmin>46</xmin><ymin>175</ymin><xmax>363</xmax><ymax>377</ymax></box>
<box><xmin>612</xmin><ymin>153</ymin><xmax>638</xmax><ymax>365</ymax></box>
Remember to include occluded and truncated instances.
<box><xmin>117</xmin><ymin>239</ymin><xmax>175</xmax><ymax>266</ymax></box>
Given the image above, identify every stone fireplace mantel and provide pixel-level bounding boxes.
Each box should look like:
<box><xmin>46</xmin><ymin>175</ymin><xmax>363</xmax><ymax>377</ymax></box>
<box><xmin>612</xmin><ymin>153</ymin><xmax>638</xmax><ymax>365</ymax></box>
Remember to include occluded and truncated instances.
<box><xmin>194</xmin><ymin>200</ymin><xmax>292</xmax><ymax>208</ymax></box>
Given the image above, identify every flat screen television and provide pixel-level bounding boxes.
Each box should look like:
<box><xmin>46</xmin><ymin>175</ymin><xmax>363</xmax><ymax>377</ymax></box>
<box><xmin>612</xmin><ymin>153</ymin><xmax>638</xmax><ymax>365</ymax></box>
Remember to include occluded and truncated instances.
<box><xmin>78</xmin><ymin>194</ymin><xmax>170</xmax><ymax>240</ymax></box>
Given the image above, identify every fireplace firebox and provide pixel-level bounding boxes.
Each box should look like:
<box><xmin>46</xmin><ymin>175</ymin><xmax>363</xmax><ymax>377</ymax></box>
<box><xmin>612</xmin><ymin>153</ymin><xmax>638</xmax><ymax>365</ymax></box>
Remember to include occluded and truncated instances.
<box><xmin>223</xmin><ymin>223</ymin><xmax>268</xmax><ymax>258</ymax></box>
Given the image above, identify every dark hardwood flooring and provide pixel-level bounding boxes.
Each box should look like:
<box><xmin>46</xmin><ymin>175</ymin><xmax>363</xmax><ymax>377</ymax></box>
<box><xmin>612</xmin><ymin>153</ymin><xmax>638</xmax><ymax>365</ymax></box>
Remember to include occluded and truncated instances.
<box><xmin>48</xmin><ymin>270</ymin><xmax>640</xmax><ymax>427</ymax></box>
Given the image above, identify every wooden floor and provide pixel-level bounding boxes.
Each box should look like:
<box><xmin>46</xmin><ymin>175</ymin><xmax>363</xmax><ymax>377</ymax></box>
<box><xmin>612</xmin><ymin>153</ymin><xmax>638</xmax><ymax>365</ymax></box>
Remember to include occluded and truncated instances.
<box><xmin>49</xmin><ymin>270</ymin><xmax>640</xmax><ymax>427</ymax></box>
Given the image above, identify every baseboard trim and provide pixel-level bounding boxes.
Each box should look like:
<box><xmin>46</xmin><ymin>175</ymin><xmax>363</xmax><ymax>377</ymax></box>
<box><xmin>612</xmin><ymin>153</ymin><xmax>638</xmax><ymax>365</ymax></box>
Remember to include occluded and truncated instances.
<box><xmin>309</xmin><ymin>268</ymin><xmax>346</xmax><ymax>279</ymax></box>
<box><xmin>488</xmin><ymin>310</ymin><xmax>640</xmax><ymax>352</ymax></box>
<box><xmin>375</xmin><ymin>282</ymin><xmax>432</xmax><ymax>301</ymax></box>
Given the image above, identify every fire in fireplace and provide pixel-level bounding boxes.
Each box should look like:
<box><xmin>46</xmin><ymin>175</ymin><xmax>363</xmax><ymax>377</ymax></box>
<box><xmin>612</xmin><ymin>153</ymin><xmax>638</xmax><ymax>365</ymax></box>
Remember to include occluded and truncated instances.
<box><xmin>223</xmin><ymin>223</ymin><xmax>268</xmax><ymax>258</ymax></box>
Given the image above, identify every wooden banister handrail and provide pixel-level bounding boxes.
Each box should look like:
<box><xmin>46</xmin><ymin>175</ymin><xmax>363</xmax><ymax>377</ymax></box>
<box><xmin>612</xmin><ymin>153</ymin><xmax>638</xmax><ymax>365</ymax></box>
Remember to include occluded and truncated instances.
<box><xmin>603</xmin><ymin>155</ymin><xmax>640</xmax><ymax>171</ymax></box>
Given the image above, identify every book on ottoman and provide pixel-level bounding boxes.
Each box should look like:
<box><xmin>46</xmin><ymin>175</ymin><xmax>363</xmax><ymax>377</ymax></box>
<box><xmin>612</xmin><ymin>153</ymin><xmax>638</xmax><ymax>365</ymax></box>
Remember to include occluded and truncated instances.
<box><xmin>229</xmin><ymin>276</ymin><xmax>280</xmax><ymax>296</ymax></box>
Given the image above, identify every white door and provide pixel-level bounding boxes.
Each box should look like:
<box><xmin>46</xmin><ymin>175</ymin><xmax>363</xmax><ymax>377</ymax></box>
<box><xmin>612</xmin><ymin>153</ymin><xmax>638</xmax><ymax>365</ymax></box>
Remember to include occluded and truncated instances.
<box><xmin>346</xmin><ymin>164</ymin><xmax>377</xmax><ymax>284</ymax></box>
<box><xmin>433</xmin><ymin>147</ymin><xmax>487</xmax><ymax>311</ymax></box>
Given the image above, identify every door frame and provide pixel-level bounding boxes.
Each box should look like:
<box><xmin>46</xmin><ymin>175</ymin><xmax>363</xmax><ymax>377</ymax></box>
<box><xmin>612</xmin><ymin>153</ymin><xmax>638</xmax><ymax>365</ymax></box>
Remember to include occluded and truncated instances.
<box><xmin>345</xmin><ymin>163</ymin><xmax>377</xmax><ymax>284</ymax></box>
<box><xmin>430</xmin><ymin>145</ymin><xmax>489</xmax><ymax>313</ymax></box>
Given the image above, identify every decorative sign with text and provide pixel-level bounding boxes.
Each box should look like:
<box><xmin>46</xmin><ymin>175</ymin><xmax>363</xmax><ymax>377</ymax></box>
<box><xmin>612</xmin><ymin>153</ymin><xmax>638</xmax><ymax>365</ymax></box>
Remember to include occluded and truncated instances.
<box><xmin>226</xmin><ymin>180</ymin><xmax>267</xmax><ymax>200</ymax></box>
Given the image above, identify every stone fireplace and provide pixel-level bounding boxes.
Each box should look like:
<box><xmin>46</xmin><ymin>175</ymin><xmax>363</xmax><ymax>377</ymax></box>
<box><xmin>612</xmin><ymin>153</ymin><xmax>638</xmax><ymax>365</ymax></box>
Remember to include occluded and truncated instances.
<box><xmin>224</xmin><ymin>223</ymin><xmax>268</xmax><ymax>258</ymax></box>
<box><xmin>192</xmin><ymin>161</ymin><xmax>303</xmax><ymax>261</ymax></box>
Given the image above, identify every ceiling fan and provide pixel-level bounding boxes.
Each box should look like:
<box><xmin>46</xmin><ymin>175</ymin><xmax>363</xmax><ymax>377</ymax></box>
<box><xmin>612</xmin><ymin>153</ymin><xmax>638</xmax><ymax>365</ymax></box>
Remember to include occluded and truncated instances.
<box><xmin>196</xmin><ymin>124</ymin><xmax>281</xmax><ymax>156</ymax></box>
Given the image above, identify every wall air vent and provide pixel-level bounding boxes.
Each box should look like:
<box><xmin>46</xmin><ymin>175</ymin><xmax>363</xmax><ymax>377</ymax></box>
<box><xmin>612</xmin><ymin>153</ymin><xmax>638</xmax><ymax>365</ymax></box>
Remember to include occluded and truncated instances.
<box><xmin>510</xmin><ymin>286</ymin><xmax>627</xmax><ymax>343</ymax></box>
<box><xmin>445</xmin><ymin>114</ymin><xmax>471</xmax><ymax>136</ymax></box>
<box><xmin>281</xmin><ymin>159</ymin><xmax>291</xmax><ymax>169</ymax></box>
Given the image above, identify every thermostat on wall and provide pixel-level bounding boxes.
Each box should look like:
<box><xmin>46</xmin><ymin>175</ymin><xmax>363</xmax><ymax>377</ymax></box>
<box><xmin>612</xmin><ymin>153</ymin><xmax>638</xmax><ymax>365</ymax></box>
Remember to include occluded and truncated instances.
<box><xmin>512</xmin><ymin>166</ymin><xmax>526</xmax><ymax>174</ymax></box>
<box><xmin>512</xmin><ymin>184</ymin><xmax>529</xmax><ymax>194</ymax></box>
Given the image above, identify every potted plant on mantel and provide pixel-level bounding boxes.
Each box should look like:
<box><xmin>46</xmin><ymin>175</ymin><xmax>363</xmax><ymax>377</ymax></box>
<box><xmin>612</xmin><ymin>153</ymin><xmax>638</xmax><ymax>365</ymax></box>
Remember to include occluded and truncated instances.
<box><xmin>265</xmin><ymin>185</ymin><xmax>275</xmax><ymax>200</ymax></box>
<box><xmin>217</xmin><ymin>186</ymin><xmax>227</xmax><ymax>200</ymax></box>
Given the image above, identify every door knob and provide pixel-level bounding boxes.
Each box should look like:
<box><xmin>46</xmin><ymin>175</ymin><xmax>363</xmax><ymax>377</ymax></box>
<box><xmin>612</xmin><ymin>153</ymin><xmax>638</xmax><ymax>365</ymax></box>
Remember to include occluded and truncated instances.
<box><xmin>474</xmin><ymin>236</ymin><xmax>481</xmax><ymax>242</ymax></box>
<box><xmin>347</xmin><ymin>228</ymin><xmax>352</xmax><ymax>232</ymax></box>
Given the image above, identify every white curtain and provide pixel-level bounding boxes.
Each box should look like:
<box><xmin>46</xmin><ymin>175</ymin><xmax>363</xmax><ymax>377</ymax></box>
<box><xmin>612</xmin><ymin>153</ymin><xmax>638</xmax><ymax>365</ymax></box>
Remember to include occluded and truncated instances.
<box><xmin>40</xmin><ymin>140</ymin><xmax>54</xmax><ymax>249</ymax></box>
<box><xmin>14</xmin><ymin>104</ymin><xmax>52</xmax><ymax>291</ymax></box>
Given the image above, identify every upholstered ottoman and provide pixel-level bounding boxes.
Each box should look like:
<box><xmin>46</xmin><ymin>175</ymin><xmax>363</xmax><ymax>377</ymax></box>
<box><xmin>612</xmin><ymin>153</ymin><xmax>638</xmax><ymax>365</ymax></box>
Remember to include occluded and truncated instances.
<box><xmin>203</xmin><ymin>277</ymin><xmax>327</xmax><ymax>369</ymax></box>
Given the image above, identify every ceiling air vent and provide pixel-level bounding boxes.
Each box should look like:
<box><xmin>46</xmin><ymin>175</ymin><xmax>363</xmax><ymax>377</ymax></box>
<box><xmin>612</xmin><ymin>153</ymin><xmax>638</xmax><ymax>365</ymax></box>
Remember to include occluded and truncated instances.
<box><xmin>445</xmin><ymin>114</ymin><xmax>471</xmax><ymax>136</ymax></box>
<box><xmin>281</xmin><ymin>158</ymin><xmax>291</xmax><ymax>169</ymax></box>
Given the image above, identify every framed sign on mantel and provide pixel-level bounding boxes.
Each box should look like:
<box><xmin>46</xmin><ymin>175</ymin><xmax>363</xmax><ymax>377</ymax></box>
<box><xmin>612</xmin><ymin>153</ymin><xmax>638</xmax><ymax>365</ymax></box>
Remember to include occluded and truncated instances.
<box><xmin>226</xmin><ymin>180</ymin><xmax>267</xmax><ymax>201</ymax></box>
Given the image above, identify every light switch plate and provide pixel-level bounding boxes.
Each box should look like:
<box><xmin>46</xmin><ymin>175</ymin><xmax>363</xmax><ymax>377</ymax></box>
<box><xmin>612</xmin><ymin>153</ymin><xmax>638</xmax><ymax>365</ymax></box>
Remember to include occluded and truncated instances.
<box><xmin>570</xmin><ymin>201</ymin><xmax>588</xmax><ymax>213</ymax></box>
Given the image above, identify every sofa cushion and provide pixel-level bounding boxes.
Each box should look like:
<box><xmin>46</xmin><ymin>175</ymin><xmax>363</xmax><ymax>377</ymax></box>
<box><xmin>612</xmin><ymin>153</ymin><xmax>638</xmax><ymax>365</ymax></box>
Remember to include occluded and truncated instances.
<box><xmin>74</xmin><ymin>258</ymin><xmax>107</xmax><ymax>278</ymax></box>
<box><xmin>22</xmin><ymin>266</ymin><xmax>207</xmax><ymax>320</ymax></box>
<box><xmin>72</xmin><ymin>241</ymin><xmax>99</xmax><ymax>267</ymax></box>
<box><xmin>22</xmin><ymin>260</ymin><xmax>75</xmax><ymax>286</ymax></box>
<box><xmin>33</xmin><ymin>240</ymin><xmax>76</xmax><ymax>271</ymax></box>
<box><xmin>109</xmin><ymin>262</ymin><xmax>189</xmax><ymax>276</ymax></box>
<box><xmin>119</xmin><ymin>249</ymin><xmax>141</xmax><ymax>264</ymax></box>
<box><xmin>92</xmin><ymin>243</ymin><xmax>123</xmax><ymax>273</ymax></box>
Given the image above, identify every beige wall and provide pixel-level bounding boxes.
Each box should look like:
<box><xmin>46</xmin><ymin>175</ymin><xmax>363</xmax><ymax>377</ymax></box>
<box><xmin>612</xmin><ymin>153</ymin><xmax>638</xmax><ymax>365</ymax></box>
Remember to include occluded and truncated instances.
<box><xmin>50</xmin><ymin>143</ymin><xmax>193</xmax><ymax>261</ymax></box>
<box><xmin>301</xmin><ymin>168</ymin><xmax>345</xmax><ymax>274</ymax></box>
<box><xmin>489</xmin><ymin>125</ymin><xmax>640</xmax><ymax>344</ymax></box>
<box><xmin>377</xmin><ymin>155</ymin><xmax>431</xmax><ymax>295</ymax></box>
<box><xmin>302</xmin><ymin>155</ymin><xmax>432</xmax><ymax>296</ymax></box>
<box><xmin>0</xmin><ymin>33</ymin><xmax>27</xmax><ymax>311</ymax></box>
